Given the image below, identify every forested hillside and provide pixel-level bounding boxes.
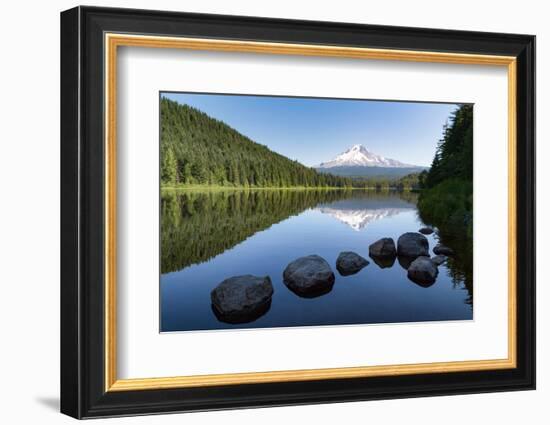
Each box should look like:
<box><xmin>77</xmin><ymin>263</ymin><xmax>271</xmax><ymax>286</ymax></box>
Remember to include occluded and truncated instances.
<box><xmin>160</xmin><ymin>98</ymin><xmax>353</xmax><ymax>188</ymax></box>
<box><xmin>418</xmin><ymin>104</ymin><xmax>473</xmax><ymax>236</ymax></box>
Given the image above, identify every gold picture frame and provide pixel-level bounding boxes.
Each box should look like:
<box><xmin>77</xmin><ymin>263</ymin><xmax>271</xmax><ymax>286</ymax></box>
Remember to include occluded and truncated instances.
<box><xmin>104</xmin><ymin>33</ymin><xmax>517</xmax><ymax>392</ymax></box>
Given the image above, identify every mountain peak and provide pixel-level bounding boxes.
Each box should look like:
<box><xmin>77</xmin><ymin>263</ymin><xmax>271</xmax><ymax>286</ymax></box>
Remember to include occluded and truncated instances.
<box><xmin>347</xmin><ymin>144</ymin><xmax>367</xmax><ymax>152</ymax></box>
<box><xmin>318</xmin><ymin>144</ymin><xmax>418</xmax><ymax>169</ymax></box>
<box><xmin>348</xmin><ymin>144</ymin><xmax>370</xmax><ymax>151</ymax></box>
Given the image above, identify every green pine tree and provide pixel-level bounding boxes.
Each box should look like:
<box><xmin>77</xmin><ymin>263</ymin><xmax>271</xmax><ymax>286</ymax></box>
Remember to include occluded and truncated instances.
<box><xmin>161</xmin><ymin>147</ymin><xmax>178</xmax><ymax>185</ymax></box>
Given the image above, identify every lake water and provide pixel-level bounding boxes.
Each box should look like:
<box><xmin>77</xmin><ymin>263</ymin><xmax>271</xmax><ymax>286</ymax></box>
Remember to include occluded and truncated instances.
<box><xmin>160</xmin><ymin>189</ymin><xmax>473</xmax><ymax>332</ymax></box>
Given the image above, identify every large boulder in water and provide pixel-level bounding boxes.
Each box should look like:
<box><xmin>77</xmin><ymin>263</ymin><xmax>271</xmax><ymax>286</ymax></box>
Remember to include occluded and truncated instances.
<box><xmin>433</xmin><ymin>244</ymin><xmax>454</xmax><ymax>256</ymax></box>
<box><xmin>336</xmin><ymin>251</ymin><xmax>369</xmax><ymax>276</ymax></box>
<box><xmin>369</xmin><ymin>238</ymin><xmax>397</xmax><ymax>268</ymax></box>
<box><xmin>283</xmin><ymin>255</ymin><xmax>335</xmax><ymax>297</ymax></box>
<box><xmin>397</xmin><ymin>232</ymin><xmax>429</xmax><ymax>258</ymax></box>
<box><xmin>369</xmin><ymin>238</ymin><xmax>397</xmax><ymax>258</ymax></box>
<box><xmin>211</xmin><ymin>275</ymin><xmax>273</xmax><ymax>323</ymax></box>
<box><xmin>407</xmin><ymin>256</ymin><xmax>438</xmax><ymax>286</ymax></box>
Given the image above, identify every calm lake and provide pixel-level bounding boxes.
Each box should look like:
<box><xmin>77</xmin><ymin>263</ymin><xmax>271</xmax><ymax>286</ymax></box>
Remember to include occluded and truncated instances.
<box><xmin>160</xmin><ymin>189</ymin><xmax>473</xmax><ymax>332</ymax></box>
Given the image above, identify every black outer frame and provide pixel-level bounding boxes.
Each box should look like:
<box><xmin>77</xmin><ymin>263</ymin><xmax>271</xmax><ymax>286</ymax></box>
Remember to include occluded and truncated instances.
<box><xmin>60</xmin><ymin>5</ymin><xmax>535</xmax><ymax>419</ymax></box>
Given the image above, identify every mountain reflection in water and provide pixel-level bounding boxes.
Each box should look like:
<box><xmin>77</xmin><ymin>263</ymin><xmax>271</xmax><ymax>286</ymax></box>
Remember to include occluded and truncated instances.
<box><xmin>317</xmin><ymin>205</ymin><xmax>411</xmax><ymax>231</ymax></box>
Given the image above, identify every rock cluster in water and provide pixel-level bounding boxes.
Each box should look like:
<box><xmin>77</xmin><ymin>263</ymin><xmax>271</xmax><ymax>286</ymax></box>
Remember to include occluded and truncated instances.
<box><xmin>209</xmin><ymin>228</ymin><xmax>454</xmax><ymax>324</ymax></box>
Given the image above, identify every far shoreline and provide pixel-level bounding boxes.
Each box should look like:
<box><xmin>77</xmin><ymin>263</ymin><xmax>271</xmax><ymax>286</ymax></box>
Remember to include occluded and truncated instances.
<box><xmin>161</xmin><ymin>184</ymin><xmax>418</xmax><ymax>192</ymax></box>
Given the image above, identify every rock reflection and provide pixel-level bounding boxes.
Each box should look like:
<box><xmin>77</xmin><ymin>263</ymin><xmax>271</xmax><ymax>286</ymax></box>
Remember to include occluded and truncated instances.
<box><xmin>397</xmin><ymin>255</ymin><xmax>416</xmax><ymax>270</ymax></box>
<box><xmin>407</xmin><ymin>276</ymin><xmax>436</xmax><ymax>288</ymax></box>
<box><xmin>285</xmin><ymin>283</ymin><xmax>335</xmax><ymax>299</ymax></box>
<box><xmin>211</xmin><ymin>299</ymin><xmax>272</xmax><ymax>324</ymax></box>
<box><xmin>370</xmin><ymin>254</ymin><xmax>396</xmax><ymax>269</ymax></box>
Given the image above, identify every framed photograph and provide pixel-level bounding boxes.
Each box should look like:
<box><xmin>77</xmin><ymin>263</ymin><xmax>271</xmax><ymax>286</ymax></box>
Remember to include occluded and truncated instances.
<box><xmin>60</xmin><ymin>6</ymin><xmax>535</xmax><ymax>419</ymax></box>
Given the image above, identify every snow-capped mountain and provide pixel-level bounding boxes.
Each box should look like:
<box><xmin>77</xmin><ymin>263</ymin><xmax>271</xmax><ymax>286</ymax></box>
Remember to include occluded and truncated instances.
<box><xmin>317</xmin><ymin>144</ymin><xmax>417</xmax><ymax>169</ymax></box>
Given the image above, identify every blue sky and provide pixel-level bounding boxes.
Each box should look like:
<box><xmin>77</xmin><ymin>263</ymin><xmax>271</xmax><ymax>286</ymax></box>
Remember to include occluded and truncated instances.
<box><xmin>161</xmin><ymin>92</ymin><xmax>459</xmax><ymax>167</ymax></box>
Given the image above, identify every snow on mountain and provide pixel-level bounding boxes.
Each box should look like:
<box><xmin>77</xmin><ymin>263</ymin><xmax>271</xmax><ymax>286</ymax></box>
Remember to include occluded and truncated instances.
<box><xmin>317</xmin><ymin>144</ymin><xmax>419</xmax><ymax>169</ymax></box>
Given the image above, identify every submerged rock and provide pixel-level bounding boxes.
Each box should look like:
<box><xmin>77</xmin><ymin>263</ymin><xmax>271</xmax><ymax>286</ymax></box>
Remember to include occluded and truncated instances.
<box><xmin>283</xmin><ymin>255</ymin><xmax>335</xmax><ymax>297</ymax></box>
<box><xmin>433</xmin><ymin>244</ymin><xmax>454</xmax><ymax>256</ymax></box>
<box><xmin>397</xmin><ymin>232</ymin><xmax>429</xmax><ymax>258</ymax></box>
<box><xmin>211</xmin><ymin>275</ymin><xmax>273</xmax><ymax>323</ymax></box>
<box><xmin>431</xmin><ymin>255</ymin><xmax>447</xmax><ymax>266</ymax></box>
<box><xmin>407</xmin><ymin>256</ymin><xmax>438</xmax><ymax>286</ymax></box>
<box><xmin>336</xmin><ymin>251</ymin><xmax>369</xmax><ymax>276</ymax></box>
<box><xmin>418</xmin><ymin>227</ymin><xmax>434</xmax><ymax>235</ymax></box>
